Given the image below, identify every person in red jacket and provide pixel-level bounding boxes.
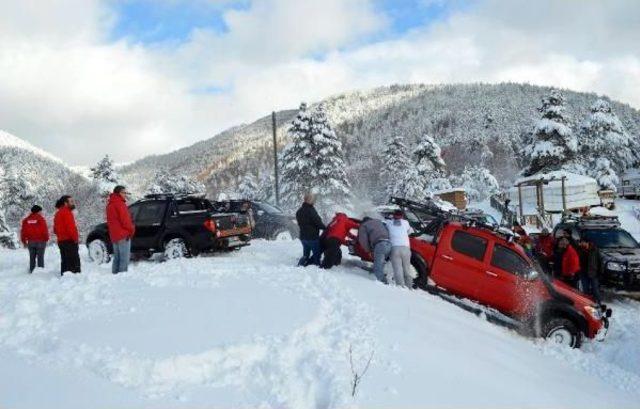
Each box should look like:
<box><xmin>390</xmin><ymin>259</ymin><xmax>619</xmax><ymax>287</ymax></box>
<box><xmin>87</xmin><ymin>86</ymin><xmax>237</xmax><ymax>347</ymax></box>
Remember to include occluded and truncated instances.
<box><xmin>106</xmin><ymin>185</ymin><xmax>135</xmax><ymax>274</ymax></box>
<box><xmin>54</xmin><ymin>195</ymin><xmax>80</xmax><ymax>275</ymax></box>
<box><xmin>321</xmin><ymin>212</ymin><xmax>358</xmax><ymax>269</ymax></box>
<box><xmin>558</xmin><ymin>237</ymin><xmax>580</xmax><ymax>288</ymax></box>
<box><xmin>20</xmin><ymin>205</ymin><xmax>50</xmax><ymax>273</ymax></box>
<box><xmin>534</xmin><ymin>228</ymin><xmax>555</xmax><ymax>273</ymax></box>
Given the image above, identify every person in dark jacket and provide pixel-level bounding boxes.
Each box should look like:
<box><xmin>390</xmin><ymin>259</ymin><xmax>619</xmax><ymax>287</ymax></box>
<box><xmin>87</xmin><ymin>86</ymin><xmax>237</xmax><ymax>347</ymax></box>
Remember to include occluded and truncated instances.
<box><xmin>295</xmin><ymin>193</ymin><xmax>325</xmax><ymax>266</ymax></box>
<box><xmin>358</xmin><ymin>215</ymin><xmax>391</xmax><ymax>283</ymax></box>
<box><xmin>20</xmin><ymin>205</ymin><xmax>50</xmax><ymax>273</ymax></box>
<box><xmin>106</xmin><ymin>185</ymin><xmax>135</xmax><ymax>274</ymax></box>
<box><xmin>578</xmin><ymin>239</ymin><xmax>602</xmax><ymax>304</ymax></box>
<box><xmin>321</xmin><ymin>212</ymin><xmax>358</xmax><ymax>269</ymax></box>
<box><xmin>54</xmin><ymin>195</ymin><xmax>81</xmax><ymax>275</ymax></box>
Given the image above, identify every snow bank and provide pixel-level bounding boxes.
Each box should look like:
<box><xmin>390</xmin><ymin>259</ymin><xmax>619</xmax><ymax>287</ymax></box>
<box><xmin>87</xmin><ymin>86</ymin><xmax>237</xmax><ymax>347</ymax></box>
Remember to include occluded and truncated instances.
<box><xmin>1</xmin><ymin>241</ymin><xmax>639</xmax><ymax>408</ymax></box>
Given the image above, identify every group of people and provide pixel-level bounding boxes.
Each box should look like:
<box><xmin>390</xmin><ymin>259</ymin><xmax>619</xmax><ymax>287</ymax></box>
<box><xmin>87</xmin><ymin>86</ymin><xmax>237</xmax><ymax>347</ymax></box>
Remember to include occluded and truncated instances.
<box><xmin>19</xmin><ymin>186</ymin><xmax>135</xmax><ymax>276</ymax></box>
<box><xmin>518</xmin><ymin>226</ymin><xmax>601</xmax><ymax>304</ymax></box>
<box><xmin>295</xmin><ymin>193</ymin><xmax>415</xmax><ymax>287</ymax></box>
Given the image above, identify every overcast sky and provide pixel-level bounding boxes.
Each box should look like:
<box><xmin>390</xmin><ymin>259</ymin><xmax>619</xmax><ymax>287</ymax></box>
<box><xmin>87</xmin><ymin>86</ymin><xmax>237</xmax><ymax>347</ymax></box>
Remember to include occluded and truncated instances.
<box><xmin>1</xmin><ymin>0</ymin><xmax>639</xmax><ymax>165</ymax></box>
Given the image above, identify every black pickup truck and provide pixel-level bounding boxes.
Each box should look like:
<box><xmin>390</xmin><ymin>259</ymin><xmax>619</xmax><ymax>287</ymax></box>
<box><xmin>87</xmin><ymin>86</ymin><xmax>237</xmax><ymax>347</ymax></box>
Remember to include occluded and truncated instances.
<box><xmin>554</xmin><ymin>215</ymin><xmax>640</xmax><ymax>291</ymax></box>
<box><xmin>86</xmin><ymin>194</ymin><xmax>252</xmax><ymax>263</ymax></box>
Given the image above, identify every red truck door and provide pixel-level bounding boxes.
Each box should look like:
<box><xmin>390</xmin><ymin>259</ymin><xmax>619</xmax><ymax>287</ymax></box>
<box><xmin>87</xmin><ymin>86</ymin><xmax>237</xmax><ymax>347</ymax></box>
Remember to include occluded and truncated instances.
<box><xmin>479</xmin><ymin>242</ymin><xmax>534</xmax><ymax>316</ymax></box>
<box><xmin>432</xmin><ymin>229</ymin><xmax>489</xmax><ymax>300</ymax></box>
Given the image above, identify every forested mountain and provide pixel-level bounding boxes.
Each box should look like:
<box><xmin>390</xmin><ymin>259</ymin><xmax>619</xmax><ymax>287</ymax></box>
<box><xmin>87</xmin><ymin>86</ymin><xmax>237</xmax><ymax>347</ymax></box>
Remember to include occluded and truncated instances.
<box><xmin>119</xmin><ymin>83</ymin><xmax>640</xmax><ymax>202</ymax></box>
<box><xmin>2</xmin><ymin>82</ymin><xmax>640</xmax><ymax>239</ymax></box>
<box><xmin>0</xmin><ymin>130</ymin><xmax>102</xmax><ymax>236</ymax></box>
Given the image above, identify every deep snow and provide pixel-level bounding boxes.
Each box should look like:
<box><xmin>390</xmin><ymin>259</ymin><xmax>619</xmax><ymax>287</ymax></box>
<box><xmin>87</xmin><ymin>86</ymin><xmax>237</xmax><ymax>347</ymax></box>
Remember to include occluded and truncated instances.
<box><xmin>1</xmin><ymin>239</ymin><xmax>639</xmax><ymax>409</ymax></box>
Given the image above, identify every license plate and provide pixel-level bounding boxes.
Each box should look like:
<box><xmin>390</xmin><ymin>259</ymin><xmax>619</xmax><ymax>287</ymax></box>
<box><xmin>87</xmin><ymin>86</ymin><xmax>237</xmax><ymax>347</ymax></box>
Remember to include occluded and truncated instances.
<box><xmin>227</xmin><ymin>237</ymin><xmax>242</xmax><ymax>246</ymax></box>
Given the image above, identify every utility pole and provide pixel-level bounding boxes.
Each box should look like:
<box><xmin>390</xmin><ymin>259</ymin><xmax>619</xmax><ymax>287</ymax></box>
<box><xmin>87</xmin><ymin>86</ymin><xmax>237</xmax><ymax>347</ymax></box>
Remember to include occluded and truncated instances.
<box><xmin>272</xmin><ymin>111</ymin><xmax>280</xmax><ymax>207</ymax></box>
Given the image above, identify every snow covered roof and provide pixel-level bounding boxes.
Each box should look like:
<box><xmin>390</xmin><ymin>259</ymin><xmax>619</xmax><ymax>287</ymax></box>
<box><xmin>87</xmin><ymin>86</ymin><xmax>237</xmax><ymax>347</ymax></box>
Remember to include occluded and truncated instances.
<box><xmin>515</xmin><ymin>171</ymin><xmax>596</xmax><ymax>187</ymax></box>
<box><xmin>434</xmin><ymin>187</ymin><xmax>466</xmax><ymax>195</ymax></box>
<box><xmin>0</xmin><ymin>130</ymin><xmax>63</xmax><ymax>163</ymax></box>
<box><xmin>621</xmin><ymin>168</ymin><xmax>640</xmax><ymax>179</ymax></box>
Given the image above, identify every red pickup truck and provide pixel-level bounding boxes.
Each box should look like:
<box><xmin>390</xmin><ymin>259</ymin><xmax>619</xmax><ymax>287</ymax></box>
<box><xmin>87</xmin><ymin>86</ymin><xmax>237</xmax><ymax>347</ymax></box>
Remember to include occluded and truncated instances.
<box><xmin>352</xmin><ymin>200</ymin><xmax>611</xmax><ymax>348</ymax></box>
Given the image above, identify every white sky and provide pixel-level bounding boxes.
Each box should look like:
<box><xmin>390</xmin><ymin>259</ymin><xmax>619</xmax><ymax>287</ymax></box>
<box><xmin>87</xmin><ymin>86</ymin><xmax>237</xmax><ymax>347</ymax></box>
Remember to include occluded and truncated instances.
<box><xmin>0</xmin><ymin>0</ymin><xmax>639</xmax><ymax>165</ymax></box>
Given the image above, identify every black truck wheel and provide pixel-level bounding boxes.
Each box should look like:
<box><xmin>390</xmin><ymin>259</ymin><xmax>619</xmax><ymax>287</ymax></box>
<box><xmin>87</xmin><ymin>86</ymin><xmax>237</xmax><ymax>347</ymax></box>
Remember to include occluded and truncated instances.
<box><xmin>542</xmin><ymin>317</ymin><xmax>583</xmax><ymax>348</ymax></box>
<box><xmin>88</xmin><ymin>239</ymin><xmax>111</xmax><ymax>264</ymax></box>
<box><xmin>164</xmin><ymin>238</ymin><xmax>190</xmax><ymax>260</ymax></box>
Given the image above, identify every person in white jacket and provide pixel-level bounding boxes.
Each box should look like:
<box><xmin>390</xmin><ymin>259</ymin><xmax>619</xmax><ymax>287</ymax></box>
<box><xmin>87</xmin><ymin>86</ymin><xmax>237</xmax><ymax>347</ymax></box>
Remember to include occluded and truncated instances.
<box><xmin>384</xmin><ymin>209</ymin><xmax>414</xmax><ymax>288</ymax></box>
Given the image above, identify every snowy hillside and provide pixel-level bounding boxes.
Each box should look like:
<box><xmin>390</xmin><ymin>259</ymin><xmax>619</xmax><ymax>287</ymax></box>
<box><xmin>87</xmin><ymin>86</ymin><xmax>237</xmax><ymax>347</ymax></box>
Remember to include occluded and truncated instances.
<box><xmin>0</xmin><ymin>130</ymin><xmax>63</xmax><ymax>164</ymax></box>
<box><xmin>119</xmin><ymin>83</ymin><xmax>640</xmax><ymax>199</ymax></box>
<box><xmin>0</xmin><ymin>240</ymin><xmax>639</xmax><ymax>408</ymax></box>
<box><xmin>0</xmin><ymin>130</ymin><xmax>102</xmax><ymax>235</ymax></box>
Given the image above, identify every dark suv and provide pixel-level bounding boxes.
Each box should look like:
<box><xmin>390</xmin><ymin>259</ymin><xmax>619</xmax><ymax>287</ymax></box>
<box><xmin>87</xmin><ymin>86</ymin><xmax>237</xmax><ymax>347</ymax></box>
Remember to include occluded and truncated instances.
<box><xmin>86</xmin><ymin>194</ymin><xmax>252</xmax><ymax>263</ymax></box>
<box><xmin>214</xmin><ymin>200</ymin><xmax>298</xmax><ymax>240</ymax></box>
<box><xmin>554</xmin><ymin>215</ymin><xmax>640</xmax><ymax>291</ymax></box>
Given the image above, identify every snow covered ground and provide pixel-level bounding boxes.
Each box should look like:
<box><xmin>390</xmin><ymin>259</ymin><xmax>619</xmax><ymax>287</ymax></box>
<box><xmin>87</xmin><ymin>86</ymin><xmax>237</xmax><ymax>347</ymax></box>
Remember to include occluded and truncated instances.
<box><xmin>1</xmin><ymin>239</ymin><xmax>640</xmax><ymax>409</ymax></box>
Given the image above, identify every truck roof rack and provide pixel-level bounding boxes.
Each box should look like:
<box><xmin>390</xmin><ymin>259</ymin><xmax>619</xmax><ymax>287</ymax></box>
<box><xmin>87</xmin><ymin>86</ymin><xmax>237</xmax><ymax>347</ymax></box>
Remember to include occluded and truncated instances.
<box><xmin>143</xmin><ymin>192</ymin><xmax>206</xmax><ymax>200</ymax></box>
<box><xmin>561</xmin><ymin>214</ymin><xmax>621</xmax><ymax>229</ymax></box>
<box><xmin>389</xmin><ymin>196</ymin><xmax>517</xmax><ymax>243</ymax></box>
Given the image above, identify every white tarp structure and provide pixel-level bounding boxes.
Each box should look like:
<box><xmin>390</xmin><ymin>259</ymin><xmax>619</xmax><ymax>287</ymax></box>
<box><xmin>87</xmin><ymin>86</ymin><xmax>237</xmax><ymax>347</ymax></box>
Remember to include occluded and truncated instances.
<box><xmin>508</xmin><ymin>171</ymin><xmax>601</xmax><ymax>213</ymax></box>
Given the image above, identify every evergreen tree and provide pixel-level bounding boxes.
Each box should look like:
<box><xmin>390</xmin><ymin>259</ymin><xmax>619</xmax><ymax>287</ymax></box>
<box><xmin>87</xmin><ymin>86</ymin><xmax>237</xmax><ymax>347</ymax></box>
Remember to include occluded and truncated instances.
<box><xmin>147</xmin><ymin>170</ymin><xmax>205</xmax><ymax>195</ymax></box>
<box><xmin>382</xmin><ymin>134</ymin><xmax>425</xmax><ymax>201</ymax></box>
<box><xmin>0</xmin><ymin>167</ymin><xmax>20</xmax><ymax>248</ymax></box>
<box><xmin>579</xmin><ymin>99</ymin><xmax>634</xmax><ymax>175</ymax></box>
<box><xmin>413</xmin><ymin>133</ymin><xmax>451</xmax><ymax>194</ymax></box>
<box><xmin>237</xmin><ymin>173</ymin><xmax>259</xmax><ymax>200</ymax></box>
<box><xmin>454</xmin><ymin>166</ymin><xmax>500</xmax><ymax>202</ymax></box>
<box><xmin>90</xmin><ymin>155</ymin><xmax>118</xmax><ymax>183</ymax></box>
<box><xmin>255</xmin><ymin>171</ymin><xmax>275</xmax><ymax>203</ymax></box>
<box><xmin>90</xmin><ymin>154</ymin><xmax>119</xmax><ymax>196</ymax></box>
<box><xmin>591</xmin><ymin>157</ymin><xmax>619</xmax><ymax>191</ymax></box>
<box><xmin>280</xmin><ymin>103</ymin><xmax>351</xmax><ymax>214</ymax></box>
<box><xmin>523</xmin><ymin>89</ymin><xmax>577</xmax><ymax>176</ymax></box>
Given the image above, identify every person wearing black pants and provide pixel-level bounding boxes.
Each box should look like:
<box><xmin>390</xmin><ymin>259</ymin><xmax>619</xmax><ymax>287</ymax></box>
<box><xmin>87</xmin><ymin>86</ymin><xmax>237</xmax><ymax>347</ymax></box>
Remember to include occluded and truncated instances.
<box><xmin>321</xmin><ymin>237</ymin><xmax>342</xmax><ymax>269</ymax></box>
<box><xmin>53</xmin><ymin>195</ymin><xmax>81</xmax><ymax>275</ymax></box>
<box><xmin>58</xmin><ymin>241</ymin><xmax>81</xmax><ymax>274</ymax></box>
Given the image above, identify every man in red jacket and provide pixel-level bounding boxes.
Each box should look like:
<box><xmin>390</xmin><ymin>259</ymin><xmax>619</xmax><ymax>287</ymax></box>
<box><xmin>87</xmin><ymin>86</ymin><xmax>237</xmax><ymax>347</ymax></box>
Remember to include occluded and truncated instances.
<box><xmin>558</xmin><ymin>237</ymin><xmax>581</xmax><ymax>288</ymax></box>
<box><xmin>106</xmin><ymin>185</ymin><xmax>135</xmax><ymax>274</ymax></box>
<box><xmin>321</xmin><ymin>212</ymin><xmax>358</xmax><ymax>269</ymax></box>
<box><xmin>20</xmin><ymin>205</ymin><xmax>50</xmax><ymax>273</ymax></box>
<box><xmin>54</xmin><ymin>195</ymin><xmax>81</xmax><ymax>275</ymax></box>
<box><xmin>534</xmin><ymin>228</ymin><xmax>555</xmax><ymax>273</ymax></box>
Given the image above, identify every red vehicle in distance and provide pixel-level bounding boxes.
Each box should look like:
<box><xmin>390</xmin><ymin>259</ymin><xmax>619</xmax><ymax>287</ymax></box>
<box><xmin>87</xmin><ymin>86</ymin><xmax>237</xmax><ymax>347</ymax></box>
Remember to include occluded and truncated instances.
<box><xmin>350</xmin><ymin>197</ymin><xmax>611</xmax><ymax>348</ymax></box>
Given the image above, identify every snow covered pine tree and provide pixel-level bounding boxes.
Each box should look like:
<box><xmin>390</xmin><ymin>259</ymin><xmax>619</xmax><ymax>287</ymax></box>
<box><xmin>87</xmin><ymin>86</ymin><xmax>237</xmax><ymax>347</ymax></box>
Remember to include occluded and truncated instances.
<box><xmin>90</xmin><ymin>154</ymin><xmax>119</xmax><ymax>195</ymax></box>
<box><xmin>147</xmin><ymin>170</ymin><xmax>206</xmax><ymax>196</ymax></box>
<box><xmin>237</xmin><ymin>174</ymin><xmax>259</xmax><ymax>200</ymax></box>
<box><xmin>579</xmin><ymin>99</ymin><xmax>635</xmax><ymax>190</ymax></box>
<box><xmin>381</xmin><ymin>134</ymin><xmax>424</xmax><ymax>201</ymax></box>
<box><xmin>523</xmin><ymin>89</ymin><xmax>577</xmax><ymax>176</ymax></box>
<box><xmin>454</xmin><ymin>166</ymin><xmax>500</xmax><ymax>202</ymax></box>
<box><xmin>280</xmin><ymin>103</ymin><xmax>351</xmax><ymax>214</ymax></box>
<box><xmin>413</xmin><ymin>133</ymin><xmax>451</xmax><ymax>194</ymax></box>
<box><xmin>0</xmin><ymin>166</ymin><xmax>22</xmax><ymax>248</ymax></box>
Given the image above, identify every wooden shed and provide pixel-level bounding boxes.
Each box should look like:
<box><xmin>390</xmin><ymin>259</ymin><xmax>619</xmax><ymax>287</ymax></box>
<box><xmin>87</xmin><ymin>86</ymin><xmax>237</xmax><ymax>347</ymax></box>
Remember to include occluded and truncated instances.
<box><xmin>435</xmin><ymin>188</ymin><xmax>467</xmax><ymax>210</ymax></box>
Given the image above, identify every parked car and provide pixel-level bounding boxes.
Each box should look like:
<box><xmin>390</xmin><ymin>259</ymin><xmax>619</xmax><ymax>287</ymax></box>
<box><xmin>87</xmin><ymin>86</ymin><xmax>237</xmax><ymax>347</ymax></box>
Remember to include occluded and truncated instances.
<box><xmin>351</xmin><ymin>197</ymin><xmax>611</xmax><ymax>348</ymax></box>
<box><xmin>86</xmin><ymin>194</ymin><xmax>252</xmax><ymax>263</ymax></box>
<box><xmin>554</xmin><ymin>215</ymin><xmax>640</xmax><ymax>291</ymax></box>
<box><xmin>214</xmin><ymin>200</ymin><xmax>298</xmax><ymax>240</ymax></box>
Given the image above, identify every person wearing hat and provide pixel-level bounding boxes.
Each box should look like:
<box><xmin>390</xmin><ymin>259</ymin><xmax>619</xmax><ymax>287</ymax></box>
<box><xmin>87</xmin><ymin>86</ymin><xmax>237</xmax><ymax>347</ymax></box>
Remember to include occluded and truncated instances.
<box><xmin>20</xmin><ymin>205</ymin><xmax>50</xmax><ymax>273</ymax></box>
